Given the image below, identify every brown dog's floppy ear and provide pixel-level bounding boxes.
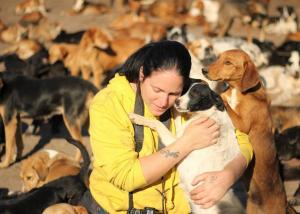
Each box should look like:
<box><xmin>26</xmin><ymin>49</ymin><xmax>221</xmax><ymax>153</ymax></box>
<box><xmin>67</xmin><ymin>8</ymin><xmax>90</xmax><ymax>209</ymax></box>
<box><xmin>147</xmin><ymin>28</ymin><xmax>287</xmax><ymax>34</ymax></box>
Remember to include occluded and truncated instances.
<box><xmin>241</xmin><ymin>59</ymin><xmax>260</xmax><ymax>93</ymax></box>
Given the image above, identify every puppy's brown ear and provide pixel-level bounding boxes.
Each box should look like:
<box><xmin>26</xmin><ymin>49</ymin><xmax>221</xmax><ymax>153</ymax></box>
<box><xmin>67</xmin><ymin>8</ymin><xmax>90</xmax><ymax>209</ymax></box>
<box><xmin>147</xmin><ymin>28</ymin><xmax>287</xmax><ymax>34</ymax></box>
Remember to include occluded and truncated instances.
<box><xmin>241</xmin><ymin>59</ymin><xmax>260</xmax><ymax>93</ymax></box>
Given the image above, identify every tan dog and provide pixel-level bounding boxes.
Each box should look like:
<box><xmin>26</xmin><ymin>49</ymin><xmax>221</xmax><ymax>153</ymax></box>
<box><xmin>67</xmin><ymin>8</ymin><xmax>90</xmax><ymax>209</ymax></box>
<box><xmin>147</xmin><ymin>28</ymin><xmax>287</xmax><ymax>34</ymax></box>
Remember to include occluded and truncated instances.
<box><xmin>48</xmin><ymin>43</ymin><xmax>79</xmax><ymax>75</ymax></box>
<box><xmin>15</xmin><ymin>0</ymin><xmax>47</xmax><ymax>15</ymax></box>
<box><xmin>203</xmin><ymin>49</ymin><xmax>287</xmax><ymax>214</ymax></box>
<box><xmin>42</xmin><ymin>203</ymin><xmax>88</xmax><ymax>214</ymax></box>
<box><xmin>20</xmin><ymin>149</ymin><xmax>80</xmax><ymax>192</ymax></box>
<box><xmin>113</xmin><ymin>21</ymin><xmax>167</xmax><ymax>42</ymax></box>
<box><xmin>0</xmin><ymin>23</ymin><xmax>27</xmax><ymax>43</ymax></box>
<box><xmin>67</xmin><ymin>2</ymin><xmax>110</xmax><ymax>16</ymax></box>
<box><xmin>79</xmin><ymin>29</ymin><xmax>144</xmax><ymax>87</ymax></box>
<box><xmin>109</xmin><ymin>12</ymin><xmax>147</xmax><ymax>30</ymax></box>
<box><xmin>149</xmin><ymin>0</ymin><xmax>205</xmax><ymax>26</ymax></box>
<box><xmin>27</xmin><ymin>18</ymin><xmax>61</xmax><ymax>43</ymax></box>
<box><xmin>20</xmin><ymin>11</ymin><xmax>44</xmax><ymax>26</ymax></box>
<box><xmin>1</xmin><ymin>39</ymin><xmax>42</xmax><ymax>60</ymax></box>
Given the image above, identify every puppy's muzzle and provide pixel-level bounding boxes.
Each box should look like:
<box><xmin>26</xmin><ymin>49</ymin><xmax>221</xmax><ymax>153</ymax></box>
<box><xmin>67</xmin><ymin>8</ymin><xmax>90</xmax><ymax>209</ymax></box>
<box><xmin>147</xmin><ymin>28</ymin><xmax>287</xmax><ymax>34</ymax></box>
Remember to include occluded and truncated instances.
<box><xmin>202</xmin><ymin>67</ymin><xmax>208</xmax><ymax>76</ymax></box>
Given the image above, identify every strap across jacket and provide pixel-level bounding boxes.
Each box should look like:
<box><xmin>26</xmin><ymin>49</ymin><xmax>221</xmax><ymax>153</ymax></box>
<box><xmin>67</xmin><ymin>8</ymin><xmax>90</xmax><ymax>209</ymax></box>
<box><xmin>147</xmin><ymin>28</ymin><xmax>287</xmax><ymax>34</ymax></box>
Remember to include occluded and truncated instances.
<box><xmin>129</xmin><ymin>84</ymin><xmax>171</xmax><ymax>212</ymax></box>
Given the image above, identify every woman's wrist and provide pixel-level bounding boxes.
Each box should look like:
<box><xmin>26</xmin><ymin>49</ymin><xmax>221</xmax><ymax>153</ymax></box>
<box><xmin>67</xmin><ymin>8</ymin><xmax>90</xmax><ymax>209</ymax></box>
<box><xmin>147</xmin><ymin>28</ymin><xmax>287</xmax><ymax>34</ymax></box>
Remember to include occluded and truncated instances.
<box><xmin>176</xmin><ymin>135</ymin><xmax>194</xmax><ymax>155</ymax></box>
<box><xmin>223</xmin><ymin>153</ymin><xmax>247</xmax><ymax>184</ymax></box>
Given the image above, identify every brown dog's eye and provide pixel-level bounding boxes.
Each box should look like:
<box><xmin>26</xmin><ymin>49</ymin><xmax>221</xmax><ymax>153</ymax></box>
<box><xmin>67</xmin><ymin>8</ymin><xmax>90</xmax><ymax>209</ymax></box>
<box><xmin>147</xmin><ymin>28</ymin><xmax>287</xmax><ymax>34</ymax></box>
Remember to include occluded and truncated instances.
<box><xmin>224</xmin><ymin>61</ymin><xmax>232</xmax><ymax>65</ymax></box>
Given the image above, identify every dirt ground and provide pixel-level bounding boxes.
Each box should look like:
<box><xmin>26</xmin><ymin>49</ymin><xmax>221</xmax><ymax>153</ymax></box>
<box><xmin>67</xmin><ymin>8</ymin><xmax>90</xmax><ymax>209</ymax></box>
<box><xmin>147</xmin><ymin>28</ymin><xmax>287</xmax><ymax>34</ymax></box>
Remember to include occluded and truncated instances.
<box><xmin>0</xmin><ymin>0</ymin><xmax>299</xmax><ymax>212</ymax></box>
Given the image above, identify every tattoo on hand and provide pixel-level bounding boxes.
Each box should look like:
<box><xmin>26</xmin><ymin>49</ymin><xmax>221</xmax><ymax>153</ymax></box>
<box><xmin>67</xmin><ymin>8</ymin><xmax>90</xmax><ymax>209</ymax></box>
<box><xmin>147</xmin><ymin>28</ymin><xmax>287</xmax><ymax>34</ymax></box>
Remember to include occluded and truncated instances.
<box><xmin>160</xmin><ymin>149</ymin><xmax>179</xmax><ymax>158</ymax></box>
<box><xmin>209</xmin><ymin>175</ymin><xmax>217</xmax><ymax>183</ymax></box>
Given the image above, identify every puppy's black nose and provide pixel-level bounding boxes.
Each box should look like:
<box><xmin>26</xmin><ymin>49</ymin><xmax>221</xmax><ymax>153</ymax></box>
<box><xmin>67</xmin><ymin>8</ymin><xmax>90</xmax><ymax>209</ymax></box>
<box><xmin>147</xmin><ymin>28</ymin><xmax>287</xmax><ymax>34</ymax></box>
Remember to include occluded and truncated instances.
<box><xmin>175</xmin><ymin>99</ymin><xmax>180</xmax><ymax>106</ymax></box>
<box><xmin>202</xmin><ymin>67</ymin><xmax>208</xmax><ymax>75</ymax></box>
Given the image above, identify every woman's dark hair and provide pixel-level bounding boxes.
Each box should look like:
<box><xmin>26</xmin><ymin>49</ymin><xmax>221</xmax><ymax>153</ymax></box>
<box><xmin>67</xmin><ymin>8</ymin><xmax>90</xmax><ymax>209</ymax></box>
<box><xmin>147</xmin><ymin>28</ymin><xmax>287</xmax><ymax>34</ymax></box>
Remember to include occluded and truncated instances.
<box><xmin>119</xmin><ymin>40</ymin><xmax>191</xmax><ymax>88</ymax></box>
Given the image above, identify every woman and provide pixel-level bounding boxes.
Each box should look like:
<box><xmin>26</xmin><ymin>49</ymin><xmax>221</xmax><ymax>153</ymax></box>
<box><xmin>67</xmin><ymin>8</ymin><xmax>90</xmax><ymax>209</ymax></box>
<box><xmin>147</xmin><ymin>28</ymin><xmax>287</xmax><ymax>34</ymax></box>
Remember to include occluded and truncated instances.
<box><xmin>88</xmin><ymin>40</ymin><xmax>253</xmax><ymax>213</ymax></box>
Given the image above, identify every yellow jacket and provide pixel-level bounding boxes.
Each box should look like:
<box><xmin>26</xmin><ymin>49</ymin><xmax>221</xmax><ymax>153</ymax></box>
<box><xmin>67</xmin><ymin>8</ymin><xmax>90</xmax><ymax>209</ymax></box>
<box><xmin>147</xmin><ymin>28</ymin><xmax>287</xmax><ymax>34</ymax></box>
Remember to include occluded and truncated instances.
<box><xmin>89</xmin><ymin>74</ymin><xmax>253</xmax><ymax>214</ymax></box>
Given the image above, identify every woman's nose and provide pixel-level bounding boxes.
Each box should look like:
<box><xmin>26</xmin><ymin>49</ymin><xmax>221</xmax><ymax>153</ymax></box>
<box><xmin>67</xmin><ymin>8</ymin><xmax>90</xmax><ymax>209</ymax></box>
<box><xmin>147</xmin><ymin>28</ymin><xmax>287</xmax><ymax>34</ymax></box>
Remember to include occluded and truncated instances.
<box><xmin>158</xmin><ymin>95</ymin><xmax>169</xmax><ymax>107</ymax></box>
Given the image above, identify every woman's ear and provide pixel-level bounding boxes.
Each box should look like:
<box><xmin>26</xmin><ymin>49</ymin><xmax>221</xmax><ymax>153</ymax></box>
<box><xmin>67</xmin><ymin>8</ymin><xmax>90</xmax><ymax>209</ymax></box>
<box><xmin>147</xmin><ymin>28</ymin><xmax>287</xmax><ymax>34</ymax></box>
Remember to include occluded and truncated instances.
<box><xmin>139</xmin><ymin>67</ymin><xmax>144</xmax><ymax>82</ymax></box>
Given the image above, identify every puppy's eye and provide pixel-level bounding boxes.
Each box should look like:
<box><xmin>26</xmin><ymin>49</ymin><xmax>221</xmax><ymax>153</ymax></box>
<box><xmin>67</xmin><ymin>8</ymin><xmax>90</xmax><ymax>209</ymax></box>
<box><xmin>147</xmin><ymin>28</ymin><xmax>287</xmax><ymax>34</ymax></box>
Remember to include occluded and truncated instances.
<box><xmin>224</xmin><ymin>61</ymin><xmax>232</xmax><ymax>65</ymax></box>
<box><xmin>26</xmin><ymin>176</ymin><xmax>32</xmax><ymax>180</ymax></box>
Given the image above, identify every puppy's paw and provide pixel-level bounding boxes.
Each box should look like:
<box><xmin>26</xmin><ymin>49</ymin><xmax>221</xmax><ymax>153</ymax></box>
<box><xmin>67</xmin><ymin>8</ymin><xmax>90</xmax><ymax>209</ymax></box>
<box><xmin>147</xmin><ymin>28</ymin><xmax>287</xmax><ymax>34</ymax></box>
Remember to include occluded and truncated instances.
<box><xmin>128</xmin><ymin>113</ymin><xmax>146</xmax><ymax>126</ymax></box>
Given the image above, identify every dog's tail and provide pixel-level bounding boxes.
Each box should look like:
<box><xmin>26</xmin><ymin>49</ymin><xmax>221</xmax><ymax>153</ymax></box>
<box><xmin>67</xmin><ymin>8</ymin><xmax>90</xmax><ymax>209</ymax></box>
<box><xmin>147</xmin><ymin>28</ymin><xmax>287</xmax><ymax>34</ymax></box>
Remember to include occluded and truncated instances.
<box><xmin>65</xmin><ymin>138</ymin><xmax>91</xmax><ymax>183</ymax></box>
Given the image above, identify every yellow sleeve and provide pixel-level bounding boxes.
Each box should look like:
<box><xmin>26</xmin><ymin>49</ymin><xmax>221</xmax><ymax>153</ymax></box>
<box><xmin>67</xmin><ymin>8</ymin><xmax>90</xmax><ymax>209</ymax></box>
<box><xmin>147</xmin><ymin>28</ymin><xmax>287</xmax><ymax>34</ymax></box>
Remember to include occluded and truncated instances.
<box><xmin>89</xmin><ymin>91</ymin><xmax>147</xmax><ymax>192</ymax></box>
<box><xmin>235</xmin><ymin>129</ymin><xmax>253</xmax><ymax>165</ymax></box>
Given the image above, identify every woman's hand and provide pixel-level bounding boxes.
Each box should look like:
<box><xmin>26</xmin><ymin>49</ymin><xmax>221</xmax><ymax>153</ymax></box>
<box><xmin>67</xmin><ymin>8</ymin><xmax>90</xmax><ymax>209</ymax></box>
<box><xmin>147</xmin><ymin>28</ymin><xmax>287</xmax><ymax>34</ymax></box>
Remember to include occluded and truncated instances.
<box><xmin>189</xmin><ymin>154</ymin><xmax>247</xmax><ymax>208</ymax></box>
<box><xmin>181</xmin><ymin>117</ymin><xmax>220</xmax><ymax>151</ymax></box>
<box><xmin>189</xmin><ymin>169</ymin><xmax>234</xmax><ymax>208</ymax></box>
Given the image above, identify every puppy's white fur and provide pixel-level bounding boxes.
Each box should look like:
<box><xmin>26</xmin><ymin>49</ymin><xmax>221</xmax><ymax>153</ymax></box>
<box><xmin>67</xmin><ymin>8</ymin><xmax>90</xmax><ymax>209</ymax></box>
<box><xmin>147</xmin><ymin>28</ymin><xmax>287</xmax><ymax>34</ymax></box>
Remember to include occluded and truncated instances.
<box><xmin>129</xmin><ymin>83</ymin><xmax>242</xmax><ymax>213</ymax></box>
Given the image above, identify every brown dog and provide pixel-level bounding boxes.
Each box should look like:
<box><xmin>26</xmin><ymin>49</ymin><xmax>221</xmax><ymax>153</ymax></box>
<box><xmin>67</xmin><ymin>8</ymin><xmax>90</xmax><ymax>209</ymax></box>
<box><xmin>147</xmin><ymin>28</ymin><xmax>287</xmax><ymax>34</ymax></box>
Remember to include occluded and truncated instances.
<box><xmin>27</xmin><ymin>18</ymin><xmax>62</xmax><ymax>43</ymax></box>
<box><xmin>1</xmin><ymin>39</ymin><xmax>42</xmax><ymax>60</ymax></box>
<box><xmin>20</xmin><ymin>149</ymin><xmax>80</xmax><ymax>192</ymax></box>
<box><xmin>0</xmin><ymin>23</ymin><xmax>27</xmax><ymax>43</ymax></box>
<box><xmin>203</xmin><ymin>49</ymin><xmax>287</xmax><ymax>213</ymax></box>
<box><xmin>15</xmin><ymin>0</ymin><xmax>47</xmax><ymax>15</ymax></box>
<box><xmin>50</xmin><ymin>28</ymin><xmax>144</xmax><ymax>88</ymax></box>
<box><xmin>48</xmin><ymin>43</ymin><xmax>79</xmax><ymax>74</ymax></box>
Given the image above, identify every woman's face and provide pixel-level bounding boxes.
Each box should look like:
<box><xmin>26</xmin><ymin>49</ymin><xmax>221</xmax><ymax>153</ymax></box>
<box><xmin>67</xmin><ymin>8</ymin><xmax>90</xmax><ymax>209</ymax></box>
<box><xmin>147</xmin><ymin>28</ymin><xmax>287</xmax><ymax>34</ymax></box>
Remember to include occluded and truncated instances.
<box><xmin>139</xmin><ymin>68</ymin><xmax>184</xmax><ymax>116</ymax></box>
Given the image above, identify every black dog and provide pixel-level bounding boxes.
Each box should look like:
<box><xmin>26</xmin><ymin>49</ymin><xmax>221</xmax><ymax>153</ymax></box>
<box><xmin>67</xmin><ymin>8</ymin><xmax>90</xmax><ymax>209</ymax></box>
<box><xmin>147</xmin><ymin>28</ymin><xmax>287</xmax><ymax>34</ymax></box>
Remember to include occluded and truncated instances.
<box><xmin>52</xmin><ymin>30</ymin><xmax>85</xmax><ymax>44</ymax></box>
<box><xmin>0</xmin><ymin>138</ymin><xmax>90</xmax><ymax>214</ymax></box>
<box><xmin>0</xmin><ymin>72</ymin><xmax>98</xmax><ymax>168</ymax></box>
<box><xmin>0</xmin><ymin>47</ymin><xmax>69</xmax><ymax>79</ymax></box>
<box><xmin>274</xmin><ymin>126</ymin><xmax>300</xmax><ymax>161</ymax></box>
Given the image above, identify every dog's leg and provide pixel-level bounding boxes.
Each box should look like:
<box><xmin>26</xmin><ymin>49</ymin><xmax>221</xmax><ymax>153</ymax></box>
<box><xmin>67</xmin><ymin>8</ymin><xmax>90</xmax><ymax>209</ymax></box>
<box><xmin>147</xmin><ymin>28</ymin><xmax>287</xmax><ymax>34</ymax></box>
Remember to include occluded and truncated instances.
<box><xmin>15</xmin><ymin>115</ymin><xmax>24</xmax><ymax>160</ymax></box>
<box><xmin>128</xmin><ymin>113</ymin><xmax>176</xmax><ymax>146</ymax></box>
<box><xmin>0</xmin><ymin>116</ymin><xmax>18</xmax><ymax>168</ymax></box>
<box><xmin>62</xmin><ymin>114</ymin><xmax>83</xmax><ymax>161</ymax></box>
<box><xmin>81</xmin><ymin>67</ymin><xmax>91</xmax><ymax>81</ymax></box>
<box><xmin>67</xmin><ymin>61</ymin><xmax>81</xmax><ymax>77</ymax></box>
<box><xmin>223</xmin><ymin>100</ymin><xmax>250</xmax><ymax>134</ymax></box>
<box><xmin>92</xmin><ymin>68</ymin><xmax>104</xmax><ymax>89</ymax></box>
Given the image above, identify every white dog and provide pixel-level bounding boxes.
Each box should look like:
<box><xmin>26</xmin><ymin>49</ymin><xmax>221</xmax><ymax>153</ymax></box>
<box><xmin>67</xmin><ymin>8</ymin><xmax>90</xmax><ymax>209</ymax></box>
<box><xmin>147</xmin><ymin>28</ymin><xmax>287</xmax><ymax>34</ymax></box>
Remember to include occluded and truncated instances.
<box><xmin>129</xmin><ymin>79</ymin><xmax>243</xmax><ymax>214</ymax></box>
